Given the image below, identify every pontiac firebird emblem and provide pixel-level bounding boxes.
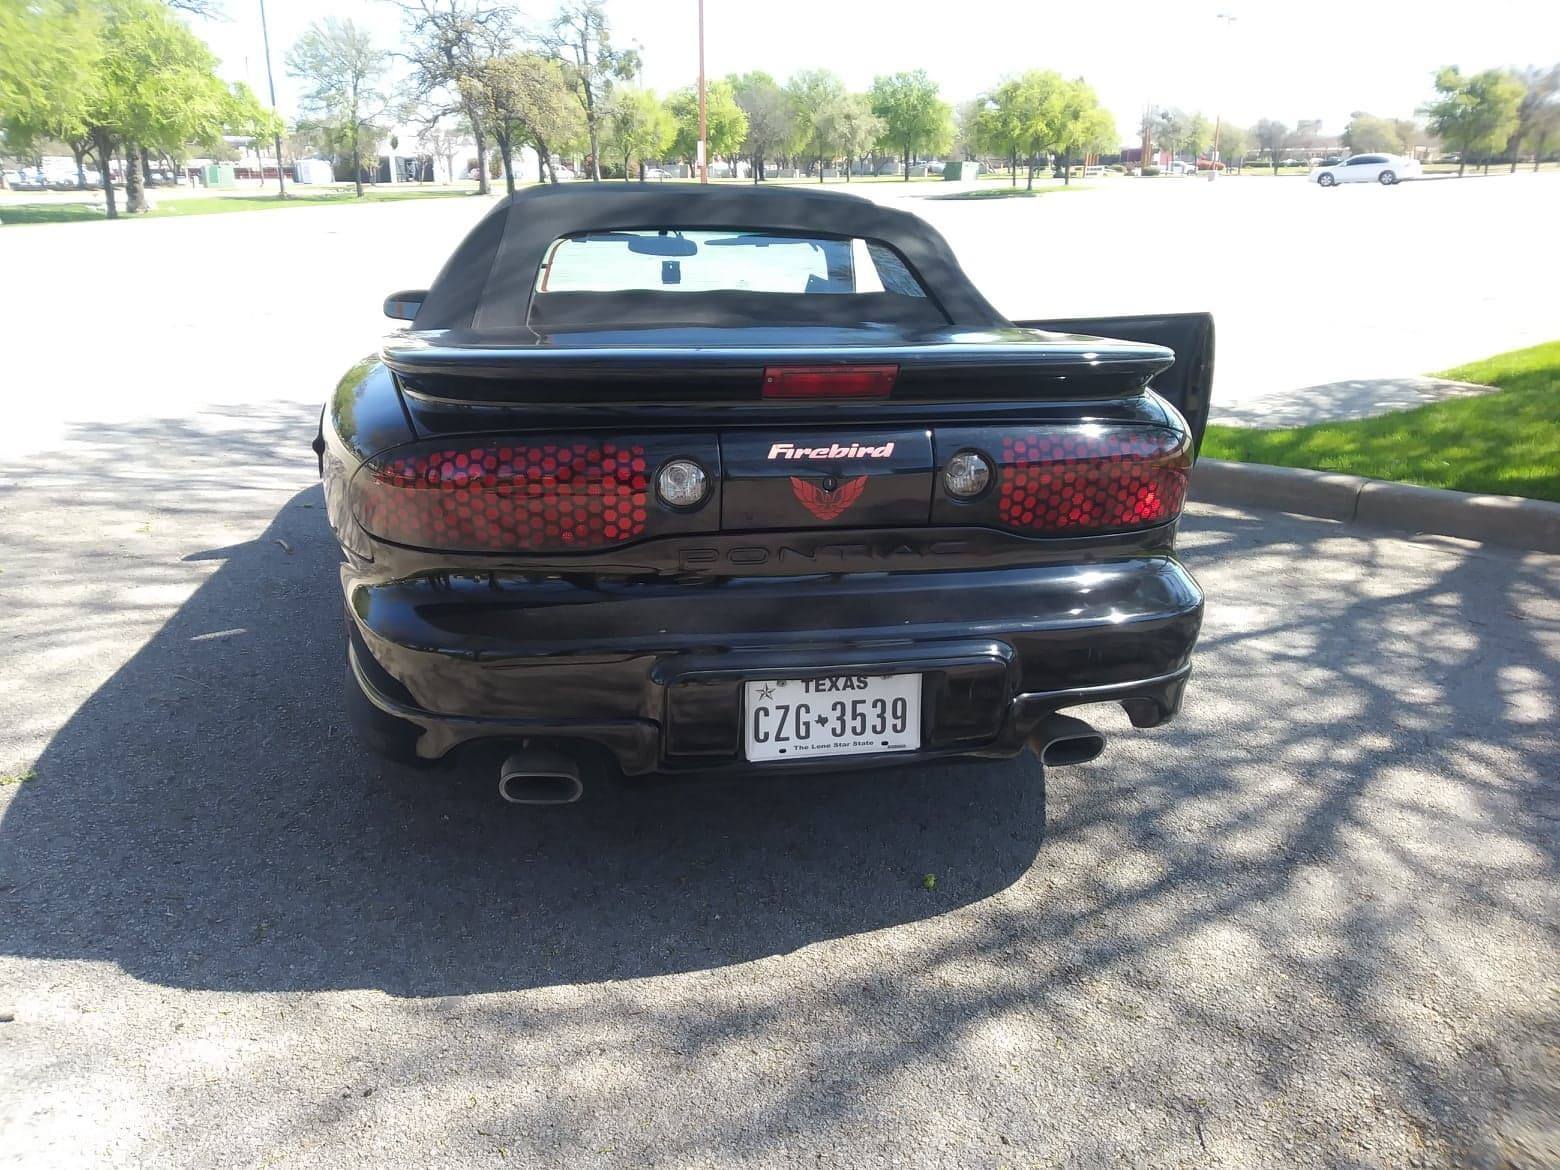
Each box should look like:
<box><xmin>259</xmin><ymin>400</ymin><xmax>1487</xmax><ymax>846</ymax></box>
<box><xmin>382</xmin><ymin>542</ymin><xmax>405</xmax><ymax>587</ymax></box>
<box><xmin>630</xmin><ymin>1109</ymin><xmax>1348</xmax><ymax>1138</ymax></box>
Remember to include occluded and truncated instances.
<box><xmin>790</xmin><ymin>475</ymin><xmax>868</xmax><ymax>521</ymax></box>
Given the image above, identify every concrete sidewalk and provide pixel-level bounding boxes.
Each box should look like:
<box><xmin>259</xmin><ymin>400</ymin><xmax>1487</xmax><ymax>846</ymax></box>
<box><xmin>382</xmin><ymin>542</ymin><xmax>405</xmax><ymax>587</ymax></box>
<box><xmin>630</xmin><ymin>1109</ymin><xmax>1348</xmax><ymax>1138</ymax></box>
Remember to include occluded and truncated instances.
<box><xmin>1209</xmin><ymin>374</ymin><xmax>1497</xmax><ymax>428</ymax></box>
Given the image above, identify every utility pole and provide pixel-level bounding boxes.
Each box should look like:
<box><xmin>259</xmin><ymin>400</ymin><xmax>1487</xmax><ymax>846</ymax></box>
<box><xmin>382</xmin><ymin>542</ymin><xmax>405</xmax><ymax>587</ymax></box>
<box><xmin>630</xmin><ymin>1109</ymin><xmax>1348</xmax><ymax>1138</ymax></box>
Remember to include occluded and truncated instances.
<box><xmin>1210</xmin><ymin>11</ymin><xmax>1237</xmax><ymax>180</ymax></box>
<box><xmin>697</xmin><ymin>0</ymin><xmax>708</xmax><ymax>183</ymax></box>
<box><xmin>259</xmin><ymin>0</ymin><xmax>286</xmax><ymax>198</ymax></box>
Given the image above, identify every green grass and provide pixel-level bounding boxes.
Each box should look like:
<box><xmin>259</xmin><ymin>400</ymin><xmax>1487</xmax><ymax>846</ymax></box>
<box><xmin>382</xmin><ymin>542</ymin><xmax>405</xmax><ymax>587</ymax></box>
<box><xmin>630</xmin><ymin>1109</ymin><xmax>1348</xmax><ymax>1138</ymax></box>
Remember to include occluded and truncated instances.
<box><xmin>0</xmin><ymin>186</ymin><xmax>476</xmax><ymax>226</ymax></box>
<box><xmin>1201</xmin><ymin>341</ymin><xmax>1560</xmax><ymax>501</ymax></box>
<box><xmin>931</xmin><ymin>183</ymin><xmax>1090</xmax><ymax>200</ymax></box>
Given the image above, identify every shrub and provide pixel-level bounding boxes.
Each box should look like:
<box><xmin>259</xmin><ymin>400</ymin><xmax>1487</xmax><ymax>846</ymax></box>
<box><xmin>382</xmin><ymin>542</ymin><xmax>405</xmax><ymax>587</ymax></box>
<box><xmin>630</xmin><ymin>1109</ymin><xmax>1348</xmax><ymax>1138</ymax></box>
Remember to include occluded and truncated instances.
<box><xmin>1141</xmin><ymin>165</ymin><xmax>1160</xmax><ymax>176</ymax></box>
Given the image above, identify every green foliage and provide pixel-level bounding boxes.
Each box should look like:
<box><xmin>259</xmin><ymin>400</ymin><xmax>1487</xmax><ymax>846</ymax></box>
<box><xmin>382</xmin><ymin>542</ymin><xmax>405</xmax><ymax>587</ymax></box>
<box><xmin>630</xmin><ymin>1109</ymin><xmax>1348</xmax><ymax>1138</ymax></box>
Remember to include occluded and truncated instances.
<box><xmin>1203</xmin><ymin>341</ymin><xmax>1560</xmax><ymax>502</ymax></box>
<box><xmin>223</xmin><ymin>81</ymin><xmax>283</xmax><ymax>144</ymax></box>
<box><xmin>666</xmin><ymin>79</ymin><xmax>748</xmax><ymax>162</ymax></box>
<box><xmin>728</xmin><ymin>70</ymin><xmax>790</xmax><ymax>170</ymax></box>
<box><xmin>869</xmin><ymin>69</ymin><xmax>952</xmax><ymax>171</ymax></box>
<box><xmin>463</xmin><ymin>51</ymin><xmax>580</xmax><ymax>189</ymax></box>
<box><xmin>544</xmin><ymin>0</ymin><xmax>640</xmax><ymax>179</ymax></box>
<box><xmin>287</xmin><ymin>17</ymin><xmax>391</xmax><ymax>195</ymax></box>
<box><xmin>603</xmin><ymin>86</ymin><xmax>672</xmax><ymax>176</ymax></box>
<box><xmin>1341</xmin><ymin>112</ymin><xmax>1405</xmax><ymax>155</ymax></box>
<box><xmin>0</xmin><ymin>0</ymin><xmax>103</xmax><ymax>150</ymax></box>
<box><xmin>974</xmin><ymin>72</ymin><xmax>1110</xmax><ymax>186</ymax></box>
<box><xmin>785</xmin><ymin>68</ymin><xmax>846</xmax><ymax>168</ymax></box>
<box><xmin>1214</xmin><ymin>121</ymin><xmax>1247</xmax><ymax>163</ymax></box>
<box><xmin>825</xmin><ymin>93</ymin><xmax>884</xmax><ymax>175</ymax></box>
<box><xmin>1057</xmin><ymin>80</ymin><xmax>1115</xmax><ymax>159</ymax></box>
<box><xmin>1510</xmin><ymin>64</ymin><xmax>1560</xmax><ymax>164</ymax></box>
<box><xmin>1152</xmin><ymin>107</ymin><xmax>1210</xmax><ymax>160</ymax></box>
<box><xmin>1420</xmin><ymin>66</ymin><xmax>1524</xmax><ymax>168</ymax></box>
<box><xmin>1252</xmin><ymin>118</ymin><xmax>1290</xmax><ymax>173</ymax></box>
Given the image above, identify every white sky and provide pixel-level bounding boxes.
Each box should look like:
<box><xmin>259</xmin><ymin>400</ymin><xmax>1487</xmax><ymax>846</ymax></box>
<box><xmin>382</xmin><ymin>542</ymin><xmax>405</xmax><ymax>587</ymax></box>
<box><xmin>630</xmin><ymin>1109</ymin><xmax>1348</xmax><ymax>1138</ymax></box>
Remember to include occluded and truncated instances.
<box><xmin>200</xmin><ymin>0</ymin><xmax>1560</xmax><ymax>147</ymax></box>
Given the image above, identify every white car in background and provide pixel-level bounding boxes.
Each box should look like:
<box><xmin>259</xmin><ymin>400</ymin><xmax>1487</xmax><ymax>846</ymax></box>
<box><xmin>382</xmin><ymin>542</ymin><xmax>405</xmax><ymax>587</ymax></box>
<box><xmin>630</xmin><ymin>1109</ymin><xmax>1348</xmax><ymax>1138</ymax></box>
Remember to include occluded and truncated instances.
<box><xmin>1311</xmin><ymin>153</ymin><xmax>1421</xmax><ymax>187</ymax></box>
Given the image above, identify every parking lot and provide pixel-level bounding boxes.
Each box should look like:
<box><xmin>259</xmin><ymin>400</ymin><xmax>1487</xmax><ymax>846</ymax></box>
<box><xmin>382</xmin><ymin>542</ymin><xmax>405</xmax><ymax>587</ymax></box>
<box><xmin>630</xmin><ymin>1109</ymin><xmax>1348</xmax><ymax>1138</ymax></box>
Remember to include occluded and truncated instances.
<box><xmin>1</xmin><ymin>177</ymin><xmax>1556</xmax><ymax>1168</ymax></box>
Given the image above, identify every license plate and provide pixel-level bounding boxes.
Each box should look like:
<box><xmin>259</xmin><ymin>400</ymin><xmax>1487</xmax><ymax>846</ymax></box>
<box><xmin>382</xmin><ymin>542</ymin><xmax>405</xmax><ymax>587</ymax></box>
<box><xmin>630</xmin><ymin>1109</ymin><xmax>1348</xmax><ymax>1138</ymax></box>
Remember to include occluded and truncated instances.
<box><xmin>743</xmin><ymin>674</ymin><xmax>921</xmax><ymax>762</ymax></box>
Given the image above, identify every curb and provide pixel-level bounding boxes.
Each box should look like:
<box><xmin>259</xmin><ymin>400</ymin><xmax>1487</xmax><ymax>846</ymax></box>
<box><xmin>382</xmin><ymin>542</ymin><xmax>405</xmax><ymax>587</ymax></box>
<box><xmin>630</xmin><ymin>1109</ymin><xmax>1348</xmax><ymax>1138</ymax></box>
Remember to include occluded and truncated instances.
<box><xmin>1189</xmin><ymin>459</ymin><xmax>1560</xmax><ymax>554</ymax></box>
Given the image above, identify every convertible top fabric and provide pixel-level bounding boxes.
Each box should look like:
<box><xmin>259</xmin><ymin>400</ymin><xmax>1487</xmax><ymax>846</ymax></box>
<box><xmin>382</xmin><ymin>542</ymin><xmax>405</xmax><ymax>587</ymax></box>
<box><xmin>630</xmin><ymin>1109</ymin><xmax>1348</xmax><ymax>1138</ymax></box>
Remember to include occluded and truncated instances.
<box><xmin>413</xmin><ymin>184</ymin><xmax>1012</xmax><ymax>337</ymax></box>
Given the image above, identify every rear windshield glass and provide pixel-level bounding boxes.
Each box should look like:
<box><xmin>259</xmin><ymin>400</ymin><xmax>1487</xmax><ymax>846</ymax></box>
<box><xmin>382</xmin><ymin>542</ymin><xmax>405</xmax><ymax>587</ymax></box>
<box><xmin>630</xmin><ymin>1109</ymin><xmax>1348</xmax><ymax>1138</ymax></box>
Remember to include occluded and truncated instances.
<box><xmin>536</xmin><ymin>230</ymin><xmax>928</xmax><ymax>297</ymax></box>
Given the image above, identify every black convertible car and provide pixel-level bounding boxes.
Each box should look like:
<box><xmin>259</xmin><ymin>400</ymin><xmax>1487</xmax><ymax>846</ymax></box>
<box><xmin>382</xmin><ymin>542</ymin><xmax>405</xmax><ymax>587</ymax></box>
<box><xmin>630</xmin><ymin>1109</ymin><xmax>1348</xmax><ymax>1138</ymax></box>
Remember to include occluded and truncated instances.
<box><xmin>316</xmin><ymin>184</ymin><xmax>1210</xmax><ymax>803</ymax></box>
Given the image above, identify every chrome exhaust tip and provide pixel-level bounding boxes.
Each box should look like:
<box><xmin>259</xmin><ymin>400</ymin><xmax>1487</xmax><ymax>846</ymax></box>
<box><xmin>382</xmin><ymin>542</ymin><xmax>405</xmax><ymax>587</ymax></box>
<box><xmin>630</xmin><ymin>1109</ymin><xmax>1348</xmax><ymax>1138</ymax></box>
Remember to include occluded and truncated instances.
<box><xmin>1029</xmin><ymin>713</ymin><xmax>1106</xmax><ymax>767</ymax></box>
<box><xmin>498</xmin><ymin>748</ymin><xmax>583</xmax><ymax>805</ymax></box>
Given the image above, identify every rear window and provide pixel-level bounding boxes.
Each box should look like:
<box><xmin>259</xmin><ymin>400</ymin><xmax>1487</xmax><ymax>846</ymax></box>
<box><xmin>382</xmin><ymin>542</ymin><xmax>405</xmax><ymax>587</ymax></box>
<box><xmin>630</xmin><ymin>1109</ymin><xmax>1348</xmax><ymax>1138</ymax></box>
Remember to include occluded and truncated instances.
<box><xmin>536</xmin><ymin>230</ymin><xmax>928</xmax><ymax>298</ymax></box>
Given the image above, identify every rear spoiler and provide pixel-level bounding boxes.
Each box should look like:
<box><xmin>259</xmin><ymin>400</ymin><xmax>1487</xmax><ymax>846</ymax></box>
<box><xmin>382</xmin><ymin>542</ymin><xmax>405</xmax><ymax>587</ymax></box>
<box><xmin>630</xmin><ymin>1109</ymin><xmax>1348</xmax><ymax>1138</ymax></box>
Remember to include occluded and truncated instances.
<box><xmin>1016</xmin><ymin>313</ymin><xmax>1215</xmax><ymax>453</ymax></box>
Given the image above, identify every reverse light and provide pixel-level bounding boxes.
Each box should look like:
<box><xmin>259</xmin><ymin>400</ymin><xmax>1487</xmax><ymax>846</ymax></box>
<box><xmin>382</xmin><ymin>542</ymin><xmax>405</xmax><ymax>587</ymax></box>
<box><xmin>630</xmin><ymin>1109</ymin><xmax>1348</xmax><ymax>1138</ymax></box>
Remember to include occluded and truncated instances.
<box><xmin>656</xmin><ymin>459</ymin><xmax>710</xmax><ymax>509</ymax></box>
<box><xmin>761</xmin><ymin>365</ymin><xmax>897</xmax><ymax>399</ymax></box>
<box><xmin>943</xmin><ymin>450</ymin><xmax>993</xmax><ymax>499</ymax></box>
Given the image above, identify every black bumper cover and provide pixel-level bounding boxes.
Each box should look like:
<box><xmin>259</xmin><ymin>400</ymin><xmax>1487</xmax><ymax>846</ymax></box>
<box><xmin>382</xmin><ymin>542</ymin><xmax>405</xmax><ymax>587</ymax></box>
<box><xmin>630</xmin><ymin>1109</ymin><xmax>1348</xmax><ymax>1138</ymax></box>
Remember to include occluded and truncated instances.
<box><xmin>344</xmin><ymin>557</ymin><xmax>1202</xmax><ymax>775</ymax></box>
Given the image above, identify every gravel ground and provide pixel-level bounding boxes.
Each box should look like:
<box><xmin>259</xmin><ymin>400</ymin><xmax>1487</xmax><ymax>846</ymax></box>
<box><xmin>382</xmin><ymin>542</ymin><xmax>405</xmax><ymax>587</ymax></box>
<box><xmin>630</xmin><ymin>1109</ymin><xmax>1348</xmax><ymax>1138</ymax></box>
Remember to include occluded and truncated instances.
<box><xmin>0</xmin><ymin>403</ymin><xmax>1555</xmax><ymax>1168</ymax></box>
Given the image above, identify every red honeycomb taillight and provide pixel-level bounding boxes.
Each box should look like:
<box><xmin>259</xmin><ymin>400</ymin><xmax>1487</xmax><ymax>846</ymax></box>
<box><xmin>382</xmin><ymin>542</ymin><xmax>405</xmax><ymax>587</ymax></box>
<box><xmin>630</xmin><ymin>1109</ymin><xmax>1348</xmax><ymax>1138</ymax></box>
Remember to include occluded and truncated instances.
<box><xmin>357</xmin><ymin>440</ymin><xmax>650</xmax><ymax>552</ymax></box>
<box><xmin>994</xmin><ymin>428</ymin><xmax>1189</xmax><ymax>535</ymax></box>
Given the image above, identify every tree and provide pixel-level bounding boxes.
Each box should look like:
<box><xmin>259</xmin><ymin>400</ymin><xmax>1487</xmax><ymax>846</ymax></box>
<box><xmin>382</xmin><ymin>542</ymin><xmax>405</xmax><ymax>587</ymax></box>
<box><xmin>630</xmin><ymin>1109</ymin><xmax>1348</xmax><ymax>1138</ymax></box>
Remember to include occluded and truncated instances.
<box><xmin>393</xmin><ymin>0</ymin><xmax>514</xmax><ymax>196</ymax></box>
<box><xmin>1253</xmin><ymin>118</ymin><xmax>1290</xmax><ymax>175</ymax></box>
<box><xmin>464</xmin><ymin>51</ymin><xmax>578</xmax><ymax>192</ymax></box>
<box><xmin>417</xmin><ymin>117</ymin><xmax>464</xmax><ymax>182</ymax></box>
<box><xmin>1214</xmin><ymin>121</ymin><xmax>1247</xmax><ymax>168</ymax></box>
<box><xmin>0</xmin><ymin>0</ymin><xmax>103</xmax><ymax>172</ymax></box>
<box><xmin>66</xmin><ymin>0</ymin><xmax>231</xmax><ymax>218</ymax></box>
<box><xmin>1342</xmin><ymin>112</ymin><xmax>1405</xmax><ymax>155</ymax></box>
<box><xmin>602</xmin><ymin>86</ymin><xmax>671</xmax><ymax>179</ymax></box>
<box><xmin>542</xmin><ymin>0</ymin><xmax>639</xmax><ymax>181</ymax></box>
<box><xmin>973</xmin><ymin>85</ymin><xmax>1024</xmax><ymax>184</ymax></box>
<box><xmin>729</xmin><ymin>70</ymin><xmax>790</xmax><ymax>182</ymax></box>
<box><xmin>288</xmin><ymin>18</ymin><xmax>391</xmax><ymax>197</ymax></box>
<box><xmin>1054</xmin><ymin>79</ymin><xmax>1114</xmax><ymax>183</ymax></box>
<box><xmin>952</xmin><ymin>97</ymin><xmax>984</xmax><ymax>161</ymax></box>
<box><xmin>785</xmin><ymin>68</ymin><xmax>845</xmax><ymax>181</ymax></box>
<box><xmin>223</xmin><ymin>81</ymin><xmax>285</xmax><ymax>186</ymax></box>
<box><xmin>869</xmin><ymin>69</ymin><xmax>952</xmax><ymax>180</ymax></box>
<box><xmin>829</xmin><ymin>93</ymin><xmax>883</xmax><ymax>181</ymax></box>
<box><xmin>997</xmin><ymin>70</ymin><xmax>1067</xmax><ymax>189</ymax></box>
<box><xmin>667</xmin><ymin>79</ymin><xmax>747</xmax><ymax>169</ymax></box>
<box><xmin>1420</xmin><ymin>66</ymin><xmax>1524</xmax><ymax>175</ymax></box>
<box><xmin>1508</xmin><ymin>64</ymin><xmax>1560</xmax><ymax>171</ymax></box>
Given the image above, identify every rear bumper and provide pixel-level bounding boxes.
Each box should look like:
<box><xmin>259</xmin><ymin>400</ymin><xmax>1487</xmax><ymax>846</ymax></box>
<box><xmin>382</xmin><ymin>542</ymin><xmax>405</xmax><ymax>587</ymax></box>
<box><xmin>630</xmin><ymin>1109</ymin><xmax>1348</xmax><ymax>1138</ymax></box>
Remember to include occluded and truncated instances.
<box><xmin>344</xmin><ymin>558</ymin><xmax>1203</xmax><ymax>775</ymax></box>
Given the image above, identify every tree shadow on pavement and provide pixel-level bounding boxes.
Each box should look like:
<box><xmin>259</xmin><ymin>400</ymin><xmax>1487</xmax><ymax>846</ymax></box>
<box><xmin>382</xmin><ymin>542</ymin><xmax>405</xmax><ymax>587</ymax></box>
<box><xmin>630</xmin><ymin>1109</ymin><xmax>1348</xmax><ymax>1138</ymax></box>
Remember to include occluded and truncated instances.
<box><xmin>2</xmin><ymin>407</ymin><xmax>1556</xmax><ymax>1167</ymax></box>
<box><xmin>0</xmin><ymin>407</ymin><xmax>1046</xmax><ymax>998</ymax></box>
<box><xmin>1210</xmin><ymin>375</ymin><xmax>1494</xmax><ymax>428</ymax></box>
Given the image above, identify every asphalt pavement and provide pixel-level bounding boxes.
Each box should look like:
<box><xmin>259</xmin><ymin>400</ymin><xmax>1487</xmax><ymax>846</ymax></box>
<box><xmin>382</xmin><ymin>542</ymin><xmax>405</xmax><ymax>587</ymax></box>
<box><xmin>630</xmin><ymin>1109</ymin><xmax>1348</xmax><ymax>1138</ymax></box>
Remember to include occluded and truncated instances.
<box><xmin>2</xmin><ymin>172</ymin><xmax>1559</xmax><ymax>457</ymax></box>
<box><xmin>1</xmin><ymin>177</ymin><xmax>1557</xmax><ymax>1168</ymax></box>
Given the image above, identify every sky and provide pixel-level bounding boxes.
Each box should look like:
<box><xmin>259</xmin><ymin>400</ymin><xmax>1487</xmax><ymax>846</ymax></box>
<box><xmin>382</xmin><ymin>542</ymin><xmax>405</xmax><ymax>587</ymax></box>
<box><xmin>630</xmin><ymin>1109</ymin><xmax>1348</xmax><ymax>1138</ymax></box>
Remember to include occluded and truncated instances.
<box><xmin>199</xmin><ymin>0</ymin><xmax>1560</xmax><ymax>147</ymax></box>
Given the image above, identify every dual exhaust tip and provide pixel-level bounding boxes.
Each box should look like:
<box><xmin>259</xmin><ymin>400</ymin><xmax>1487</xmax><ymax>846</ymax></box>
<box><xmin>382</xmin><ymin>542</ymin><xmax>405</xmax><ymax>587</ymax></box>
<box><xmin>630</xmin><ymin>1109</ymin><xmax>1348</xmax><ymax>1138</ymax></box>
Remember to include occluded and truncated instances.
<box><xmin>496</xmin><ymin>713</ymin><xmax>1102</xmax><ymax>803</ymax></box>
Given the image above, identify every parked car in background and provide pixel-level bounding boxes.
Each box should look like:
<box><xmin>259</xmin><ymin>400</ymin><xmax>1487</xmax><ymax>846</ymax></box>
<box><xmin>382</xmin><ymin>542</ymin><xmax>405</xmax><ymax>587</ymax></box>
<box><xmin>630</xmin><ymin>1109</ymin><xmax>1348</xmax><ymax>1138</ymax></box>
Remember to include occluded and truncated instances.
<box><xmin>1310</xmin><ymin>154</ymin><xmax>1421</xmax><ymax>186</ymax></box>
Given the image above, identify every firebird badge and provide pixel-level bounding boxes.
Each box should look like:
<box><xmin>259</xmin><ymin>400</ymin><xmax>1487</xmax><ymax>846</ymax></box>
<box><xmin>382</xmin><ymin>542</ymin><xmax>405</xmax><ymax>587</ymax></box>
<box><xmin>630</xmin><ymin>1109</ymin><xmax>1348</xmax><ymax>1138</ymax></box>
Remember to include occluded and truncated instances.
<box><xmin>790</xmin><ymin>475</ymin><xmax>868</xmax><ymax>521</ymax></box>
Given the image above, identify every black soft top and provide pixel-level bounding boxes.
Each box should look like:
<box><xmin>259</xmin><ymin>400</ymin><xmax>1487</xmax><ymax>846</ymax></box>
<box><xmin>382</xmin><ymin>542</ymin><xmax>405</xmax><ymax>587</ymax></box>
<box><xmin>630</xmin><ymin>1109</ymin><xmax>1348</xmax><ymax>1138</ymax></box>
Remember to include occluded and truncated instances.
<box><xmin>413</xmin><ymin>183</ymin><xmax>1012</xmax><ymax>338</ymax></box>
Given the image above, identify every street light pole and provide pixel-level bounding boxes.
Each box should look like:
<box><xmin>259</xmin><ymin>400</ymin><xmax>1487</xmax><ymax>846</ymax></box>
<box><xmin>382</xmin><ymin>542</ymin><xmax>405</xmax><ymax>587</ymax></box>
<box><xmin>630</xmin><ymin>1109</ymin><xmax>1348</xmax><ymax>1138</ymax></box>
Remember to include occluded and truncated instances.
<box><xmin>259</xmin><ymin>0</ymin><xmax>286</xmax><ymax>198</ymax></box>
<box><xmin>697</xmin><ymin>0</ymin><xmax>708</xmax><ymax>183</ymax></box>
